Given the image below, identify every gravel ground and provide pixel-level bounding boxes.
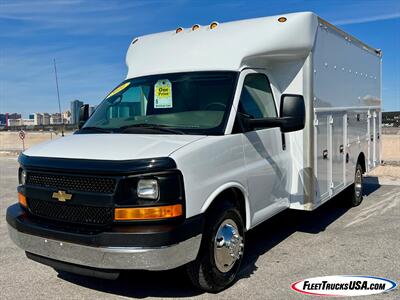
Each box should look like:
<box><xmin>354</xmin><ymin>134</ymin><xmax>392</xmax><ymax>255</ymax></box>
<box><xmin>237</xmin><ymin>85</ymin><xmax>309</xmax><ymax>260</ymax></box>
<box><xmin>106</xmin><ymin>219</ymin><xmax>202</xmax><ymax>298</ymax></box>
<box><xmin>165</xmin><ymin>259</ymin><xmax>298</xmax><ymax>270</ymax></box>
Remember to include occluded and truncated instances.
<box><xmin>368</xmin><ymin>165</ymin><xmax>400</xmax><ymax>185</ymax></box>
<box><xmin>0</xmin><ymin>131</ymin><xmax>71</xmax><ymax>151</ymax></box>
<box><xmin>0</xmin><ymin>157</ymin><xmax>399</xmax><ymax>299</ymax></box>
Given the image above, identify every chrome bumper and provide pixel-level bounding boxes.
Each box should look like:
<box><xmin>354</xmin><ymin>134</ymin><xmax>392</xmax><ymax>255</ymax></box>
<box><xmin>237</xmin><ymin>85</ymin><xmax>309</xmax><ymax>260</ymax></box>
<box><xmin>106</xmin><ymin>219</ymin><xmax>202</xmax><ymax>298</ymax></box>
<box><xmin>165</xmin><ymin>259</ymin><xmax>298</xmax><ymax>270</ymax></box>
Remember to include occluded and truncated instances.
<box><xmin>8</xmin><ymin>225</ymin><xmax>202</xmax><ymax>271</ymax></box>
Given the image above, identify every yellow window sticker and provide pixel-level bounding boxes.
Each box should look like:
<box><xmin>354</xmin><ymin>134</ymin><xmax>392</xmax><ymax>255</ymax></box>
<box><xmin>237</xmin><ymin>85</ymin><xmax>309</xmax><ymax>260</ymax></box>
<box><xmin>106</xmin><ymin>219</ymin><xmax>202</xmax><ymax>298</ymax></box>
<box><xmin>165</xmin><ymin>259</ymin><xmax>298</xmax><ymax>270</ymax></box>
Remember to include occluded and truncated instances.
<box><xmin>154</xmin><ymin>79</ymin><xmax>172</xmax><ymax>109</ymax></box>
<box><xmin>106</xmin><ymin>82</ymin><xmax>131</xmax><ymax>99</ymax></box>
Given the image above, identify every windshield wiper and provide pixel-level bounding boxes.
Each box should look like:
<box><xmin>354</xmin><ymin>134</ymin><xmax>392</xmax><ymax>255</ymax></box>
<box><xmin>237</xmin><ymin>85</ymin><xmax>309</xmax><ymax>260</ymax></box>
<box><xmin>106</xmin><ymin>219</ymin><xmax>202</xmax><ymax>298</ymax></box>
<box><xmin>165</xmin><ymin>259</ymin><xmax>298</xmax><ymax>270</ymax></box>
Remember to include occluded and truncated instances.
<box><xmin>118</xmin><ymin>124</ymin><xmax>184</xmax><ymax>134</ymax></box>
<box><xmin>78</xmin><ymin>126</ymin><xmax>114</xmax><ymax>133</ymax></box>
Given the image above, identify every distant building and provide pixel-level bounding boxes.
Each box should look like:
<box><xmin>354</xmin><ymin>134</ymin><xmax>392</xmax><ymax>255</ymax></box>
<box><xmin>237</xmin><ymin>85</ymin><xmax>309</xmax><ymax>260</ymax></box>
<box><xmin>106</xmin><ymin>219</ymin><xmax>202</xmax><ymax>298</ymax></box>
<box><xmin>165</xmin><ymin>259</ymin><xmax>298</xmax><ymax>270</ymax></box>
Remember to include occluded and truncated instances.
<box><xmin>0</xmin><ymin>114</ymin><xmax>6</xmax><ymax>125</ymax></box>
<box><xmin>34</xmin><ymin>113</ymin><xmax>43</xmax><ymax>125</ymax></box>
<box><xmin>6</xmin><ymin>118</ymin><xmax>34</xmax><ymax>127</ymax></box>
<box><xmin>1</xmin><ymin>113</ymin><xmax>21</xmax><ymax>126</ymax></box>
<box><xmin>22</xmin><ymin>119</ymin><xmax>34</xmax><ymax>126</ymax></box>
<box><xmin>62</xmin><ymin>111</ymin><xmax>71</xmax><ymax>124</ymax></box>
<box><xmin>89</xmin><ymin>105</ymin><xmax>96</xmax><ymax>116</ymax></box>
<box><xmin>50</xmin><ymin>113</ymin><xmax>62</xmax><ymax>125</ymax></box>
<box><xmin>29</xmin><ymin>114</ymin><xmax>34</xmax><ymax>120</ymax></box>
<box><xmin>70</xmin><ymin>100</ymin><xmax>83</xmax><ymax>124</ymax></box>
<box><xmin>7</xmin><ymin>118</ymin><xmax>23</xmax><ymax>126</ymax></box>
<box><xmin>42</xmin><ymin>113</ymin><xmax>50</xmax><ymax>125</ymax></box>
<box><xmin>382</xmin><ymin>111</ymin><xmax>400</xmax><ymax>127</ymax></box>
<box><xmin>7</xmin><ymin>113</ymin><xmax>21</xmax><ymax>120</ymax></box>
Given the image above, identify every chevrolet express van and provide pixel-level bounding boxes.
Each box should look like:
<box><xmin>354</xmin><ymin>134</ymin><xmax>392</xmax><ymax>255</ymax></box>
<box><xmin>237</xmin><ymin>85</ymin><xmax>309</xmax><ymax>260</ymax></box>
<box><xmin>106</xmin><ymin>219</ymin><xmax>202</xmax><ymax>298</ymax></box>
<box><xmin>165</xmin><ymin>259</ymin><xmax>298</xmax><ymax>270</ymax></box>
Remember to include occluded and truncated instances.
<box><xmin>7</xmin><ymin>12</ymin><xmax>381</xmax><ymax>292</ymax></box>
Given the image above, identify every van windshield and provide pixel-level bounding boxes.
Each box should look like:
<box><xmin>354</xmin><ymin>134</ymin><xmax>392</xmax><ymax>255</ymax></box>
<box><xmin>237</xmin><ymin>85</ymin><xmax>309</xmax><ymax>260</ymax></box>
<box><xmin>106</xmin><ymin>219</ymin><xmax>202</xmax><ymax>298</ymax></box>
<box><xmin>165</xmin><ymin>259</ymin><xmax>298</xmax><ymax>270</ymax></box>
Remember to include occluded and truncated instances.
<box><xmin>81</xmin><ymin>72</ymin><xmax>238</xmax><ymax>135</ymax></box>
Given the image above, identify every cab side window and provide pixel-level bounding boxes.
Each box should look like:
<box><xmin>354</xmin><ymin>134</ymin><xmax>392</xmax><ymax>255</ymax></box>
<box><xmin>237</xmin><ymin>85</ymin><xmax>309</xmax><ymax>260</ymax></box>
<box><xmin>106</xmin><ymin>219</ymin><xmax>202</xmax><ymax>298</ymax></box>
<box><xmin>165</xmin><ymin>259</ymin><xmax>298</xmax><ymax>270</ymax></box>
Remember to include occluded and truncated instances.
<box><xmin>238</xmin><ymin>73</ymin><xmax>277</xmax><ymax>119</ymax></box>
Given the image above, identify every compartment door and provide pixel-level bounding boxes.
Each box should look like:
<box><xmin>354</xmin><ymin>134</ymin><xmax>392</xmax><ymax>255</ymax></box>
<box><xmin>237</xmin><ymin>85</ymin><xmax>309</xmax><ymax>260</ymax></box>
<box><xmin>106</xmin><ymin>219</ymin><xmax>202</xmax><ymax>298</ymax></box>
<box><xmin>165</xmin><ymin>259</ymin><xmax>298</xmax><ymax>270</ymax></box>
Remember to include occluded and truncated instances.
<box><xmin>332</xmin><ymin>113</ymin><xmax>345</xmax><ymax>192</ymax></box>
<box><xmin>368</xmin><ymin>111</ymin><xmax>374</xmax><ymax>169</ymax></box>
<box><xmin>315</xmin><ymin>113</ymin><xmax>330</xmax><ymax>201</ymax></box>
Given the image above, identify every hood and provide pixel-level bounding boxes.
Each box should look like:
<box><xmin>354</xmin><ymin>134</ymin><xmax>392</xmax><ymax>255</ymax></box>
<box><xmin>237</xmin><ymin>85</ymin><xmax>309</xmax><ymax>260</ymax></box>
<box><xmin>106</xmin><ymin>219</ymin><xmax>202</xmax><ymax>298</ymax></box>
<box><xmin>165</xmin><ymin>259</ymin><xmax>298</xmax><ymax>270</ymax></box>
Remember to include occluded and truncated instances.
<box><xmin>23</xmin><ymin>133</ymin><xmax>206</xmax><ymax>160</ymax></box>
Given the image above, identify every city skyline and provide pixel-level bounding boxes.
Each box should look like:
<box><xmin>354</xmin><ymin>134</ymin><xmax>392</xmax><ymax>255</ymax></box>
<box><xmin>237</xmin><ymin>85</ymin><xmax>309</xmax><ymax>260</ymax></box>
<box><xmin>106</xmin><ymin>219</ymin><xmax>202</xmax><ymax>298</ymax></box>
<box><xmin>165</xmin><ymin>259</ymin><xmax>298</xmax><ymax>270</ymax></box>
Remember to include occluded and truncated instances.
<box><xmin>1</xmin><ymin>0</ymin><xmax>399</xmax><ymax>115</ymax></box>
<box><xmin>0</xmin><ymin>99</ymin><xmax>96</xmax><ymax>126</ymax></box>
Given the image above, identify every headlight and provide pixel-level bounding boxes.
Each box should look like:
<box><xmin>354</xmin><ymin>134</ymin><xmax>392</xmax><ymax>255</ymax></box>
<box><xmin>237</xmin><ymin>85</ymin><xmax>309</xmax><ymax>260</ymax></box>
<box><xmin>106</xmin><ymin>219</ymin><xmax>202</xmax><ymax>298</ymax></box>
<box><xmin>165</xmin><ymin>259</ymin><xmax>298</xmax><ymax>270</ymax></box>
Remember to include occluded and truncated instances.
<box><xmin>19</xmin><ymin>169</ymin><xmax>27</xmax><ymax>185</ymax></box>
<box><xmin>137</xmin><ymin>179</ymin><xmax>159</xmax><ymax>200</ymax></box>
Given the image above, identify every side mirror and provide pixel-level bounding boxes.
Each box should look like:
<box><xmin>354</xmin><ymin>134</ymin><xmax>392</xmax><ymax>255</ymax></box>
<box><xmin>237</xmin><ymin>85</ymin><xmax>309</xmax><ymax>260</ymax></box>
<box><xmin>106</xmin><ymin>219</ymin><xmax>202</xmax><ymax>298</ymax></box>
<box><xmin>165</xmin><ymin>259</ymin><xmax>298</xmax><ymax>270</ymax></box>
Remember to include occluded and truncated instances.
<box><xmin>279</xmin><ymin>94</ymin><xmax>305</xmax><ymax>132</ymax></box>
<box><xmin>240</xmin><ymin>94</ymin><xmax>305</xmax><ymax>132</ymax></box>
<box><xmin>79</xmin><ymin>104</ymin><xmax>89</xmax><ymax>129</ymax></box>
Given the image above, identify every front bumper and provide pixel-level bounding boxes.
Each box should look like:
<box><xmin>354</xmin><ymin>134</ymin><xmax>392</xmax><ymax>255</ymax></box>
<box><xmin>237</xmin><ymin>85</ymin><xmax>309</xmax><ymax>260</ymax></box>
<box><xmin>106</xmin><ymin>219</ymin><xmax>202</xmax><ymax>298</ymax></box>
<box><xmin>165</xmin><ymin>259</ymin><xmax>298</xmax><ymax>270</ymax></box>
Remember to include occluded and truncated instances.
<box><xmin>8</xmin><ymin>225</ymin><xmax>201</xmax><ymax>270</ymax></box>
<box><xmin>7</xmin><ymin>204</ymin><xmax>203</xmax><ymax>271</ymax></box>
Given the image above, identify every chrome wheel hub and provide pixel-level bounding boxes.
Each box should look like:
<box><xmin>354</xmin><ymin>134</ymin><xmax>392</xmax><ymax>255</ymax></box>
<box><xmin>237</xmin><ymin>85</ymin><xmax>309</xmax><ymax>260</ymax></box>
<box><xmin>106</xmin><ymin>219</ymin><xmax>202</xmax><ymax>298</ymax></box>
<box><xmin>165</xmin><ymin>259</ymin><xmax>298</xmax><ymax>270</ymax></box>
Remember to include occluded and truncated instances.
<box><xmin>214</xmin><ymin>219</ymin><xmax>244</xmax><ymax>273</ymax></box>
<box><xmin>355</xmin><ymin>168</ymin><xmax>363</xmax><ymax>198</ymax></box>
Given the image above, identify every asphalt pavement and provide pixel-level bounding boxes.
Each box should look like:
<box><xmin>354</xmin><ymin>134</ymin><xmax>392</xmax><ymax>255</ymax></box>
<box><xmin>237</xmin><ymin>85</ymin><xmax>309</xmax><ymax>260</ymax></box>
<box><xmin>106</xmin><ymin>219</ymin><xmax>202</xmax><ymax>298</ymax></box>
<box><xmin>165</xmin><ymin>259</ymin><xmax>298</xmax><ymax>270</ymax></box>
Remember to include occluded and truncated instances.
<box><xmin>0</xmin><ymin>156</ymin><xmax>398</xmax><ymax>299</ymax></box>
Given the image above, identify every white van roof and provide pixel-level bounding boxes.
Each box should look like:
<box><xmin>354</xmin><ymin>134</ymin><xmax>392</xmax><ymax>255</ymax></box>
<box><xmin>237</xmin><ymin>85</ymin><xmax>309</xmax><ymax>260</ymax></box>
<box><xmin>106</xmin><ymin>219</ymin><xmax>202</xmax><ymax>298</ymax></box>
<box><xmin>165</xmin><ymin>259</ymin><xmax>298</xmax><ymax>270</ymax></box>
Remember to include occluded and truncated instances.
<box><xmin>125</xmin><ymin>12</ymin><xmax>379</xmax><ymax>79</ymax></box>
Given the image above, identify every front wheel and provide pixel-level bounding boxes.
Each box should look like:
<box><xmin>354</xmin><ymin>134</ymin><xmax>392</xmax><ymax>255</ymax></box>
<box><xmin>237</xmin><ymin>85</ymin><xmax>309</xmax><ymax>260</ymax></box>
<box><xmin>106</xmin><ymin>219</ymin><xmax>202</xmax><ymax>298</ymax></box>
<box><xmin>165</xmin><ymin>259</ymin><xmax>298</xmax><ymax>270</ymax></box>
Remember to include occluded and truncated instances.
<box><xmin>186</xmin><ymin>200</ymin><xmax>245</xmax><ymax>293</ymax></box>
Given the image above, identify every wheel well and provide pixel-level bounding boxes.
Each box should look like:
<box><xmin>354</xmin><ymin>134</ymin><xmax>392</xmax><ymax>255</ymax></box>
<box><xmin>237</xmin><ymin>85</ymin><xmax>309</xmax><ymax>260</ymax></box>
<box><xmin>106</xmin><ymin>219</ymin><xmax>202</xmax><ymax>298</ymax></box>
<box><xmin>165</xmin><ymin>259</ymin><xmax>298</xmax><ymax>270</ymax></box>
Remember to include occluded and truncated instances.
<box><xmin>357</xmin><ymin>152</ymin><xmax>366</xmax><ymax>173</ymax></box>
<box><xmin>206</xmin><ymin>188</ymin><xmax>247</xmax><ymax>228</ymax></box>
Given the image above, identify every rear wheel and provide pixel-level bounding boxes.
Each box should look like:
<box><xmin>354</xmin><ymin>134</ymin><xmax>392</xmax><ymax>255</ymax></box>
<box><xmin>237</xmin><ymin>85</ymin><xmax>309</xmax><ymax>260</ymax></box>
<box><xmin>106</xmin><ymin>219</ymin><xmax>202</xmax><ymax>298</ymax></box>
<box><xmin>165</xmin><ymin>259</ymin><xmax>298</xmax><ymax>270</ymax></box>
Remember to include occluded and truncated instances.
<box><xmin>186</xmin><ymin>200</ymin><xmax>245</xmax><ymax>293</ymax></box>
<box><xmin>347</xmin><ymin>162</ymin><xmax>364</xmax><ymax>207</ymax></box>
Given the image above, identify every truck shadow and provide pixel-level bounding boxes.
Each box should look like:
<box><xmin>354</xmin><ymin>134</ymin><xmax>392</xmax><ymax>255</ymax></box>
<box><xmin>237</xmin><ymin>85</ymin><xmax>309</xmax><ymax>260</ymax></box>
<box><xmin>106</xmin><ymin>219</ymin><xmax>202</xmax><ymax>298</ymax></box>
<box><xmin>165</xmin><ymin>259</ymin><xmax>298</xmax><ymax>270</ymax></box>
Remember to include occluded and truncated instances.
<box><xmin>57</xmin><ymin>267</ymin><xmax>200</xmax><ymax>298</ymax></box>
<box><xmin>57</xmin><ymin>181</ymin><xmax>381</xmax><ymax>298</ymax></box>
<box><xmin>238</xmin><ymin>179</ymin><xmax>380</xmax><ymax>279</ymax></box>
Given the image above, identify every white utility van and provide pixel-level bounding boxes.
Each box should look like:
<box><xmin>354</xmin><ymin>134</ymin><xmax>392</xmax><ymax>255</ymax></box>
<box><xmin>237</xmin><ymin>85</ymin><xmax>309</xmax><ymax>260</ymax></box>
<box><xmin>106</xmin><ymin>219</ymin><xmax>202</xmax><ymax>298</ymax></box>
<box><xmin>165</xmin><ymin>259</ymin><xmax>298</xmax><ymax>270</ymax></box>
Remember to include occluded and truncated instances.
<box><xmin>7</xmin><ymin>12</ymin><xmax>381</xmax><ymax>292</ymax></box>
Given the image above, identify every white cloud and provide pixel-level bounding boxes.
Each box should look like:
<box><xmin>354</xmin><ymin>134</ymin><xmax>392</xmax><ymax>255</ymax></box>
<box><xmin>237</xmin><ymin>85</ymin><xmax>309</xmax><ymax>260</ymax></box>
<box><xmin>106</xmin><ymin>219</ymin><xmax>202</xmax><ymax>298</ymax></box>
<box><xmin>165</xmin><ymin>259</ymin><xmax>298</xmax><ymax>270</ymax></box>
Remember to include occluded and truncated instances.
<box><xmin>0</xmin><ymin>0</ymin><xmax>169</xmax><ymax>36</ymax></box>
<box><xmin>334</xmin><ymin>12</ymin><xmax>400</xmax><ymax>25</ymax></box>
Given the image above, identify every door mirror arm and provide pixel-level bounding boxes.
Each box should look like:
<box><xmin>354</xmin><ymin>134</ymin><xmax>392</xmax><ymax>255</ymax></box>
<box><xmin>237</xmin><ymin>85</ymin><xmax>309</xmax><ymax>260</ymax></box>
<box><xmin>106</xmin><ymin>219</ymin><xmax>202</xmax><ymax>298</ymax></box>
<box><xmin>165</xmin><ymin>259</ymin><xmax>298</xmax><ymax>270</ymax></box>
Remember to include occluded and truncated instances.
<box><xmin>248</xmin><ymin>117</ymin><xmax>282</xmax><ymax>129</ymax></box>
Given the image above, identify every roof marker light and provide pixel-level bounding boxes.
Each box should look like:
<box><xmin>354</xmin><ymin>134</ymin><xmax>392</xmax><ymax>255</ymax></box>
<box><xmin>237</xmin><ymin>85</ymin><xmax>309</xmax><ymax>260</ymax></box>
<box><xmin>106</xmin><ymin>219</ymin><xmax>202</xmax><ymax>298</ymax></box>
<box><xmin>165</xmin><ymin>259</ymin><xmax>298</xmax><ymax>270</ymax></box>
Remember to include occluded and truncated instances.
<box><xmin>209</xmin><ymin>21</ymin><xmax>218</xmax><ymax>29</ymax></box>
<box><xmin>175</xmin><ymin>27</ymin><xmax>184</xmax><ymax>33</ymax></box>
<box><xmin>278</xmin><ymin>17</ymin><xmax>287</xmax><ymax>23</ymax></box>
<box><xmin>192</xmin><ymin>24</ymin><xmax>200</xmax><ymax>31</ymax></box>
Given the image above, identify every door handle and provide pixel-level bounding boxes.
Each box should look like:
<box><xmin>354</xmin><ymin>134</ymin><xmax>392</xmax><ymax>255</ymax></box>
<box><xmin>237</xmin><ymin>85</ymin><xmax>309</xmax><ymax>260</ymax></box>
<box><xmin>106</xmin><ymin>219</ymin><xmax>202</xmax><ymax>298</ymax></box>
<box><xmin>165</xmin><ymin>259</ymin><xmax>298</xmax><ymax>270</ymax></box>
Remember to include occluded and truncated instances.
<box><xmin>323</xmin><ymin>150</ymin><xmax>328</xmax><ymax>160</ymax></box>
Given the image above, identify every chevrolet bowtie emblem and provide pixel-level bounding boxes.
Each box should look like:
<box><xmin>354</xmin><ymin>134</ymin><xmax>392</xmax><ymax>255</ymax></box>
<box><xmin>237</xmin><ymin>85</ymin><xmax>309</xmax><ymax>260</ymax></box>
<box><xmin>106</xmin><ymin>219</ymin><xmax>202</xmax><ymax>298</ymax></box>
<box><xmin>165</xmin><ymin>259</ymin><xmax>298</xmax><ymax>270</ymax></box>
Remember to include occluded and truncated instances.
<box><xmin>52</xmin><ymin>190</ymin><xmax>72</xmax><ymax>202</ymax></box>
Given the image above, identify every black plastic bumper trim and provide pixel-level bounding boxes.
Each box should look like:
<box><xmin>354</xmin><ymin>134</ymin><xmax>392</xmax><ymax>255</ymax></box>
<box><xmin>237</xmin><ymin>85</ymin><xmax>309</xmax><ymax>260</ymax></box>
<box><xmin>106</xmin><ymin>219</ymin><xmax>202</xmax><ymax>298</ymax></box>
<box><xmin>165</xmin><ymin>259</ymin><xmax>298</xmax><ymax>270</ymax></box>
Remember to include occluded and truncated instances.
<box><xmin>26</xmin><ymin>252</ymin><xmax>120</xmax><ymax>280</ymax></box>
<box><xmin>7</xmin><ymin>204</ymin><xmax>204</xmax><ymax>248</ymax></box>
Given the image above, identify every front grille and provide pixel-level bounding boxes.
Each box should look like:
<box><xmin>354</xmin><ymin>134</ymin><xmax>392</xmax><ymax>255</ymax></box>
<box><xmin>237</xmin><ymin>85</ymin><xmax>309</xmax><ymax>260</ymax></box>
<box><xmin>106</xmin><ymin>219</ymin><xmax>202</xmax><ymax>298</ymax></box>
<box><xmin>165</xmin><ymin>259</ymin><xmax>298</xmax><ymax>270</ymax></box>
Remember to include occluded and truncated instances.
<box><xmin>28</xmin><ymin>198</ymin><xmax>113</xmax><ymax>226</ymax></box>
<box><xmin>27</xmin><ymin>172</ymin><xmax>116</xmax><ymax>194</ymax></box>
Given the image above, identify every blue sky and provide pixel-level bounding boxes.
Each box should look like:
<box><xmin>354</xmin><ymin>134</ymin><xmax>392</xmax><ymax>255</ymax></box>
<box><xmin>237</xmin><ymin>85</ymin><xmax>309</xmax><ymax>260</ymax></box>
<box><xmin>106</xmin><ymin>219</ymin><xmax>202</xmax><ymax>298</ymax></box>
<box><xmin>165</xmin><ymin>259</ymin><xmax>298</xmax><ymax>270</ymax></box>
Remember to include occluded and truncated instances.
<box><xmin>0</xmin><ymin>0</ymin><xmax>399</xmax><ymax>116</ymax></box>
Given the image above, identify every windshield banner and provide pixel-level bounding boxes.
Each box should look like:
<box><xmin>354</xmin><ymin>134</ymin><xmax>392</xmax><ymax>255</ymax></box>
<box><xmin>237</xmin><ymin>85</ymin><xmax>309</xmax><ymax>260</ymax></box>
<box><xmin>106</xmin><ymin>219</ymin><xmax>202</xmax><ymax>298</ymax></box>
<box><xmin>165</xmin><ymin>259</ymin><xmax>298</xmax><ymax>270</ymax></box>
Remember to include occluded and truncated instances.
<box><xmin>154</xmin><ymin>79</ymin><xmax>173</xmax><ymax>108</ymax></box>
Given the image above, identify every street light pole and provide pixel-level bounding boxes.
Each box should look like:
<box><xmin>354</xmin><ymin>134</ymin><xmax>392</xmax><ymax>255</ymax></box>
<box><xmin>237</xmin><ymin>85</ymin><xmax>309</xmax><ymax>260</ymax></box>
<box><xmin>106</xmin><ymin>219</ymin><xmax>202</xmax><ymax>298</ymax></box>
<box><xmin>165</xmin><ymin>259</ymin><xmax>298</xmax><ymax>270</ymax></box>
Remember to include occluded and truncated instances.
<box><xmin>53</xmin><ymin>58</ymin><xmax>64</xmax><ymax>137</ymax></box>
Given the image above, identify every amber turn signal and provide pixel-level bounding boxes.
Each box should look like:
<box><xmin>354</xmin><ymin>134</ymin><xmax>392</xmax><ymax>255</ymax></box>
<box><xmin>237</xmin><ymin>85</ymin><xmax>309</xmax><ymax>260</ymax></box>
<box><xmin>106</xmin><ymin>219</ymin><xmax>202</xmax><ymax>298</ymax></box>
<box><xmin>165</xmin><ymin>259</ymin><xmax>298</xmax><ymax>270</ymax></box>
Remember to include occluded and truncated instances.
<box><xmin>18</xmin><ymin>192</ymin><xmax>27</xmax><ymax>208</ymax></box>
<box><xmin>114</xmin><ymin>204</ymin><xmax>183</xmax><ymax>221</ymax></box>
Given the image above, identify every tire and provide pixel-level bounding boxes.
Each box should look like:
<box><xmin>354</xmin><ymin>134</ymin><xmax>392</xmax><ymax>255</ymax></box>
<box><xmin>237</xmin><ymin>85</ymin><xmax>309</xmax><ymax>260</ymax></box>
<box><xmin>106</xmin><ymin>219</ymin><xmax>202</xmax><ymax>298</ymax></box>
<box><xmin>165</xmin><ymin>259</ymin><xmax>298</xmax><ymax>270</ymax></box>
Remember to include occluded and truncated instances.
<box><xmin>347</xmin><ymin>162</ymin><xmax>364</xmax><ymax>207</ymax></box>
<box><xmin>186</xmin><ymin>200</ymin><xmax>245</xmax><ymax>293</ymax></box>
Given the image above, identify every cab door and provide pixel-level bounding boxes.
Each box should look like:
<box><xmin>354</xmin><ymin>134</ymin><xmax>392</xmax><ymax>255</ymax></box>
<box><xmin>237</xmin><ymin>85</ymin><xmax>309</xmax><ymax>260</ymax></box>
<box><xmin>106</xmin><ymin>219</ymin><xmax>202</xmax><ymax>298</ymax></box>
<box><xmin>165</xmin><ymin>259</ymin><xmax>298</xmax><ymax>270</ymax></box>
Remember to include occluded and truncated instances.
<box><xmin>236</xmin><ymin>70</ymin><xmax>289</xmax><ymax>226</ymax></box>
